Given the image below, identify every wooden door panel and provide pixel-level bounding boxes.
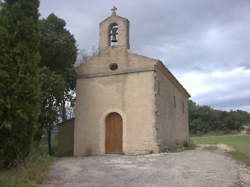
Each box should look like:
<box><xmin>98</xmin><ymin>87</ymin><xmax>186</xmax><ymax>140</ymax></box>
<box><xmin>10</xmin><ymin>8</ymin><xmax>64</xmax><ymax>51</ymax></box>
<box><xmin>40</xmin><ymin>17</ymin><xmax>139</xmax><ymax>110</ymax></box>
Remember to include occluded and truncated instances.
<box><xmin>105</xmin><ymin>113</ymin><xmax>122</xmax><ymax>153</ymax></box>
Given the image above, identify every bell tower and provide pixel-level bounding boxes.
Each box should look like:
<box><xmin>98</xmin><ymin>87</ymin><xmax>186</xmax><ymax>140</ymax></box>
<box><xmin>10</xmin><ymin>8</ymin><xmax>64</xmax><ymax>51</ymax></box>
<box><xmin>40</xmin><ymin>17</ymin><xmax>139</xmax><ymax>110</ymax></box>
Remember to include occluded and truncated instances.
<box><xmin>99</xmin><ymin>6</ymin><xmax>130</xmax><ymax>54</ymax></box>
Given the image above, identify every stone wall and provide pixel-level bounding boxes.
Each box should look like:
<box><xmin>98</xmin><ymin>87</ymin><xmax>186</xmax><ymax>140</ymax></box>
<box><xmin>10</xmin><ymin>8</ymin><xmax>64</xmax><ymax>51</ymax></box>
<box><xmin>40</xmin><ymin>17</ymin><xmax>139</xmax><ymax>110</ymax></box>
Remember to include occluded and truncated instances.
<box><xmin>155</xmin><ymin>65</ymin><xmax>189</xmax><ymax>150</ymax></box>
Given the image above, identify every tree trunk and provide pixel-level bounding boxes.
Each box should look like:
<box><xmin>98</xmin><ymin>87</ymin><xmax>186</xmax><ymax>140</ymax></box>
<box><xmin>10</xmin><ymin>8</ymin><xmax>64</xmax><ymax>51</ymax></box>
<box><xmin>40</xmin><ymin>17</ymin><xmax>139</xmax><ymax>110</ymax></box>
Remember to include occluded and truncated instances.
<box><xmin>47</xmin><ymin>126</ymin><xmax>52</xmax><ymax>155</ymax></box>
<box><xmin>62</xmin><ymin>99</ymin><xmax>67</xmax><ymax>121</ymax></box>
<box><xmin>33</xmin><ymin>123</ymin><xmax>45</xmax><ymax>144</ymax></box>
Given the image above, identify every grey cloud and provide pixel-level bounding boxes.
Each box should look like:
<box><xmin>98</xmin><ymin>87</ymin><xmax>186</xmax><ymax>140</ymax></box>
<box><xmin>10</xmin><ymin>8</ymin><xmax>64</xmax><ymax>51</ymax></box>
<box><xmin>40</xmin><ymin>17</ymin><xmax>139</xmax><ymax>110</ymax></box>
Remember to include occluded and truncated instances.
<box><xmin>191</xmin><ymin>66</ymin><xmax>206</xmax><ymax>72</ymax></box>
<box><xmin>39</xmin><ymin>0</ymin><xmax>250</xmax><ymax>112</ymax></box>
<box><xmin>192</xmin><ymin>75</ymin><xmax>250</xmax><ymax>111</ymax></box>
<box><xmin>207</xmin><ymin>97</ymin><xmax>250</xmax><ymax>110</ymax></box>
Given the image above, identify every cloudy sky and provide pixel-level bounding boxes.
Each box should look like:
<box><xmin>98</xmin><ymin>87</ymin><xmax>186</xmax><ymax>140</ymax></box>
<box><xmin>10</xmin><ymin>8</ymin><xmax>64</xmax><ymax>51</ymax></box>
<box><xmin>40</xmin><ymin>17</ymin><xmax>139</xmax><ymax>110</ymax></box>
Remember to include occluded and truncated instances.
<box><xmin>39</xmin><ymin>0</ymin><xmax>250</xmax><ymax>112</ymax></box>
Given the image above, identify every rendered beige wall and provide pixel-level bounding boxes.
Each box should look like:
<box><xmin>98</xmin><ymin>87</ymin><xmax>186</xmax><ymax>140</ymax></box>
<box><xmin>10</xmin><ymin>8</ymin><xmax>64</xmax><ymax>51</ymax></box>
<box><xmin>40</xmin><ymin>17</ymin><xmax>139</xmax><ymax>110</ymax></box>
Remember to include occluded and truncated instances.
<box><xmin>155</xmin><ymin>68</ymin><xmax>189</xmax><ymax>150</ymax></box>
<box><xmin>74</xmin><ymin>54</ymin><xmax>159</xmax><ymax>155</ymax></box>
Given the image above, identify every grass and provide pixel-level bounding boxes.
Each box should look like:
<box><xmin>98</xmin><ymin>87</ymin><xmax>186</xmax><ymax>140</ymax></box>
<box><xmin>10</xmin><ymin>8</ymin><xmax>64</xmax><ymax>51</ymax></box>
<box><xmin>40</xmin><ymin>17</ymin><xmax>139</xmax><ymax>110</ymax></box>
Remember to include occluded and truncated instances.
<box><xmin>191</xmin><ymin>134</ymin><xmax>250</xmax><ymax>167</ymax></box>
<box><xmin>0</xmin><ymin>139</ymin><xmax>57</xmax><ymax>187</ymax></box>
<box><xmin>0</xmin><ymin>153</ymin><xmax>56</xmax><ymax>187</ymax></box>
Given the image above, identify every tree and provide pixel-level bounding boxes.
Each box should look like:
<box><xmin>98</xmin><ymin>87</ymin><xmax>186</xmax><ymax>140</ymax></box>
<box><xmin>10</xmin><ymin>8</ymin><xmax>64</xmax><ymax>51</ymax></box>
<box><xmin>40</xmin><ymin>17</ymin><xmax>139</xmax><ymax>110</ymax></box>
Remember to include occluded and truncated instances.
<box><xmin>0</xmin><ymin>0</ymin><xmax>41</xmax><ymax>167</ymax></box>
<box><xmin>36</xmin><ymin>14</ymin><xmax>77</xmax><ymax>154</ymax></box>
<box><xmin>188</xmin><ymin>99</ymin><xmax>250</xmax><ymax>135</ymax></box>
<box><xmin>38</xmin><ymin>68</ymin><xmax>64</xmax><ymax>155</ymax></box>
<box><xmin>39</xmin><ymin>13</ymin><xmax>77</xmax><ymax>121</ymax></box>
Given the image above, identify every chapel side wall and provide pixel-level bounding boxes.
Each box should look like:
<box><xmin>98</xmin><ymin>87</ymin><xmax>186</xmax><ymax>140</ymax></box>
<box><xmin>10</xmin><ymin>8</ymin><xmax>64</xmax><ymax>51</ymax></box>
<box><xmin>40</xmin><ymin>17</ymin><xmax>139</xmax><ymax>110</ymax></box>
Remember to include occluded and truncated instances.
<box><xmin>74</xmin><ymin>71</ymin><xmax>158</xmax><ymax>156</ymax></box>
<box><xmin>155</xmin><ymin>68</ymin><xmax>189</xmax><ymax>150</ymax></box>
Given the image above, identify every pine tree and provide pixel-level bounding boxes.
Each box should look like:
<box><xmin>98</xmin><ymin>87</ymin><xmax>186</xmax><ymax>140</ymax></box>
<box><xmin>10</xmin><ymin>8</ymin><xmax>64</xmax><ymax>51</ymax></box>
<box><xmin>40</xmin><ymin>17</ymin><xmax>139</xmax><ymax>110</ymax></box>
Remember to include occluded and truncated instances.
<box><xmin>0</xmin><ymin>0</ymin><xmax>42</xmax><ymax>167</ymax></box>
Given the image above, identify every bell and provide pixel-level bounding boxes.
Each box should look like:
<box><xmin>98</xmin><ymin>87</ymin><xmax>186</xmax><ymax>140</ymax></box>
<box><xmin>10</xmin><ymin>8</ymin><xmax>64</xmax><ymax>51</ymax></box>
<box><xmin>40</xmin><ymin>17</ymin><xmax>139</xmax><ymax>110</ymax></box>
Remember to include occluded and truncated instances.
<box><xmin>111</xmin><ymin>27</ymin><xmax>118</xmax><ymax>42</ymax></box>
<box><xmin>111</xmin><ymin>35</ymin><xmax>117</xmax><ymax>42</ymax></box>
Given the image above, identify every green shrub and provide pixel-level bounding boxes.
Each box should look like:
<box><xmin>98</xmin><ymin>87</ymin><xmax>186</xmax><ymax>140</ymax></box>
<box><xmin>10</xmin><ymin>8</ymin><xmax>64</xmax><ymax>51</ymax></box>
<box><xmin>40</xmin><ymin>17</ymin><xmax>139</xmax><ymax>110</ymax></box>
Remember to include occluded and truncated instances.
<box><xmin>0</xmin><ymin>147</ymin><xmax>57</xmax><ymax>187</ymax></box>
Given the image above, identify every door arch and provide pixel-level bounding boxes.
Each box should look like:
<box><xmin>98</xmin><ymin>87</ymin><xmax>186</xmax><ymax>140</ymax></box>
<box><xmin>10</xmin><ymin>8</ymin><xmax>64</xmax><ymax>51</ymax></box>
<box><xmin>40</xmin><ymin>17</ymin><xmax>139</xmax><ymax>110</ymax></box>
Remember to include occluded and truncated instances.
<box><xmin>105</xmin><ymin>112</ymin><xmax>123</xmax><ymax>153</ymax></box>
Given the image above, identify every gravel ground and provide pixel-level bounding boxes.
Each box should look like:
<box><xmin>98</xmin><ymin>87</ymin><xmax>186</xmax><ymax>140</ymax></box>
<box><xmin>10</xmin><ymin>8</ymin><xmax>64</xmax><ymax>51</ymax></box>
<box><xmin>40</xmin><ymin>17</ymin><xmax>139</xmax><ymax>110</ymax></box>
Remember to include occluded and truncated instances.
<box><xmin>41</xmin><ymin>150</ymin><xmax>250</xmax><ymax>187</ymax></box>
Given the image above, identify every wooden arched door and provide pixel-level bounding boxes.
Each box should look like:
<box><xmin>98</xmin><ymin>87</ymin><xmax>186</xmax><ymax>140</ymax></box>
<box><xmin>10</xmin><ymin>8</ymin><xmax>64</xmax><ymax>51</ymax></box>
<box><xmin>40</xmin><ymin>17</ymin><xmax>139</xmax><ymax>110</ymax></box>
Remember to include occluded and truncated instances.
<box><xmin>105</xmin><ymin>112</ymin><xmax>123</xmax><ymax>154</ymax></box>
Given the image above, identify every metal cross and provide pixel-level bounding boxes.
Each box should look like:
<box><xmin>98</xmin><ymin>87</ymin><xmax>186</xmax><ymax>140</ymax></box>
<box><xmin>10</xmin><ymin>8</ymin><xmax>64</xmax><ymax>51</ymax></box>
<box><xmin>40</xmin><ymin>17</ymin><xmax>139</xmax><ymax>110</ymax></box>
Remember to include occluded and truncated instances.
<box><xmin>111</xmin><ymin>6</ymin><xmax>117</xmax><ymax>16</ymax></box>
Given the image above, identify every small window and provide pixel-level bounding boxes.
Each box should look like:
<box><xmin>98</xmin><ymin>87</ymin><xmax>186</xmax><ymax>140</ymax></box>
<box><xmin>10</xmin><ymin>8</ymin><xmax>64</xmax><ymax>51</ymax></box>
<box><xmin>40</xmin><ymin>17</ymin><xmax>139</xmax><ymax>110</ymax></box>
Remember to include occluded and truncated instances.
<box><xmin>157</xmin><ymin>81</ymin><xmax>160</xmax><ymax>95</ymax></box>
<box><xmin>174</xmin><ymin>96</ymin><xmax>176</xmax><ymax>108</ymax></box>
<box><xmin>109</xmin><ymin>63</ymin><xmax>118</xmax><ymax>70</ymax></box>
<box><xmin>155</xmin><ymin>80</ymin><xmax>160</xmax><ymax>95</ymax></box>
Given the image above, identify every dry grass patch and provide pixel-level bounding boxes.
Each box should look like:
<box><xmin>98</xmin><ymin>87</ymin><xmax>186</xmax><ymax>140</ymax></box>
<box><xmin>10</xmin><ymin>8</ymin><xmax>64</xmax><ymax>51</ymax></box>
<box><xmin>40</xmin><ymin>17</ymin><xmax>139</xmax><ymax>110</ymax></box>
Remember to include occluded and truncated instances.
<box><xmin>192</xmin><ymin>134</ymin><xmax>250</xmax><ymax>167</ymax></box>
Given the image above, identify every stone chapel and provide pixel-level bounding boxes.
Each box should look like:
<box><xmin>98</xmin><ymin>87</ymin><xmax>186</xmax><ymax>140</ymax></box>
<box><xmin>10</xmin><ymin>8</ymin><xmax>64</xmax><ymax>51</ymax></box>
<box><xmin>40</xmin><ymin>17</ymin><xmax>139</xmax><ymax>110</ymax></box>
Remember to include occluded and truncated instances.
<box><xmin>58</xmin><ymin>7</ymin><xmax>190</xmax><ymax>156</ymax></box>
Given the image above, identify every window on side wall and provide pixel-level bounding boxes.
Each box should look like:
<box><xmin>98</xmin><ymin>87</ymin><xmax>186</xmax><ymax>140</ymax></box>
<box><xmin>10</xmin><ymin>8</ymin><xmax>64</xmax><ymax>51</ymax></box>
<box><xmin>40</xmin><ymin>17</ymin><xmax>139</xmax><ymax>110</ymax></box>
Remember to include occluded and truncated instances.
<box><xmin>174</xmin><ymin>96</ymin><xmax>176</xmax><ymax>108</ymax></box>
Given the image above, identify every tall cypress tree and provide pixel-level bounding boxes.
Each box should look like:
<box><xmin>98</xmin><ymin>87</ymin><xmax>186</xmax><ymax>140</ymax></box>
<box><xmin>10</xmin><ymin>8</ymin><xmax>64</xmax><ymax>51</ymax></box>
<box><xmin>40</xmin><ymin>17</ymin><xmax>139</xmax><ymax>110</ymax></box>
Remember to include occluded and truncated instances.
<box><xmin>0</xmin><ymin>0</ymin><xmax>41</xmax><ymax>167</ymax></box>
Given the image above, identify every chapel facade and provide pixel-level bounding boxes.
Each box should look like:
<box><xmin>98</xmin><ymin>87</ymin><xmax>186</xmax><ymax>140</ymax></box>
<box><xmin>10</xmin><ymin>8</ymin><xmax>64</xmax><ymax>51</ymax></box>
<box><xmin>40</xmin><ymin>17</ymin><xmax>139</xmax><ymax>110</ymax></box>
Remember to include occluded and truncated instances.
<box><xmin>73</xmin><ymin>7</ymin><xmax>190</xmax><ymax>155</ymax></box>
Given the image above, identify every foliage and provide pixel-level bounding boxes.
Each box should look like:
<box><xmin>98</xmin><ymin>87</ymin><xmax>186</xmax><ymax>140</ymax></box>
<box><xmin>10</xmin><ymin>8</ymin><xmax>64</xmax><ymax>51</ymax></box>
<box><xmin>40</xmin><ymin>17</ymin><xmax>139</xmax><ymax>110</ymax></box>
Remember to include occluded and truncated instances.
<box><xmin>37</xmin><ymin>13</ymin><xmax>77</xmax><ymax>154</ymax></box>
<box><xmin>188</xmin><ymin>100</ymin><xmax>250</xmax><ymax>135</ymax></box>
<box><xmin>0</xmin><ymin>0</ymin><xmax>77</xmax><ymax>167</ymax></box>
<box><xmin>36</xmin><ymin>68</ymin><xmax>64</xmax><ymax>155</ymax></box>
<box><xmin>0</xmin><ymin>142</ymin><xmax>57</xmax><ymax>187</ymax></box>
<box><xmin>39</xmin><ymin>13</ymin><xmax>77</xmax><ymax>120</ymax></box>
<box><xmin>39</xmin><ymin>13</ymin><xmax>77</xmax><ymax>98</ymax></box>
<box><xmin>0</xmin><ymin>0</ymin><xmax>42</xmax><ymax>167</ymax></box>
<box><xmin>191</xmin><ymin>135</ymin><xmax>250</xmax><ymax>166</ymax></box>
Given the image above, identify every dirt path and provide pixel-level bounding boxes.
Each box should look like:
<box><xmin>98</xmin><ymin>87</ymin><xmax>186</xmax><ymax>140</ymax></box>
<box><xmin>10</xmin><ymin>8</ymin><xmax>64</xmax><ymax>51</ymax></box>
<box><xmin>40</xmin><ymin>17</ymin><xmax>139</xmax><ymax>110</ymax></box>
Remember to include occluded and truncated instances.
<box><xmin>41</xmin><ymin>150</ymin><xmax>250</xmax><ymax>187</ymax></box>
